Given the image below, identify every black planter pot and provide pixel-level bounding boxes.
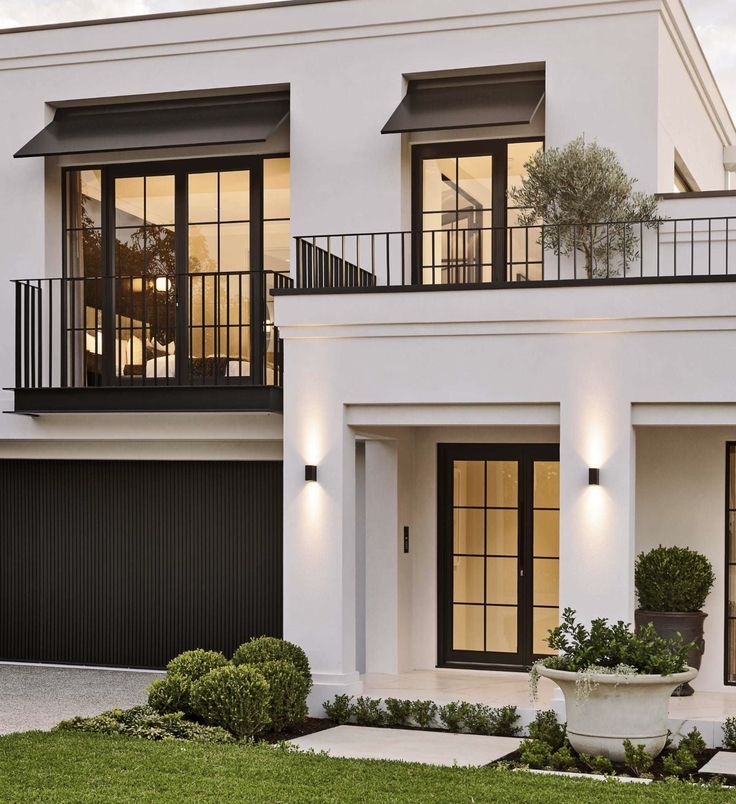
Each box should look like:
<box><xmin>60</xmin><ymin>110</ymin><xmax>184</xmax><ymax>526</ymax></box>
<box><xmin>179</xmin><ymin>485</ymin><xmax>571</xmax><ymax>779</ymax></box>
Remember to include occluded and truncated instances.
<box><xmin>634</xmin><ymin>610</ymin><xmax>707</xmax><ymax>697</ymax></box>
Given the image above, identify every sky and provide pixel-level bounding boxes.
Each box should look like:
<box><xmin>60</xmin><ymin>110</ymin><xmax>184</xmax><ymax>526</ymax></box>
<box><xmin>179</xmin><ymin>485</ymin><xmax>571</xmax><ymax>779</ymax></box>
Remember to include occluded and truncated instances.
<box><xmin>0</xmin><ymin>0</ymin><xmax>734</xmax><ymax>122</ymax></box>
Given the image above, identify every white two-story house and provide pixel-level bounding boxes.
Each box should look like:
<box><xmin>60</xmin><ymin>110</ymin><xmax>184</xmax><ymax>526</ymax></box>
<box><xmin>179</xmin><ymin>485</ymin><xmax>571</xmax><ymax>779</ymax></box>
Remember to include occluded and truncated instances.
<box><xmin>2</xmin><ymin>0</ymin><xmax>736</xmax><ymax>736</ymax></box>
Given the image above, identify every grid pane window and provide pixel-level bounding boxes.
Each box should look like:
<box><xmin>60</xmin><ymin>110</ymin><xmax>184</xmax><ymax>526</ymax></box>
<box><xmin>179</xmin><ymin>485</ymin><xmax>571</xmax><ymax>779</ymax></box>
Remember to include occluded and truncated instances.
<box><xmin>532</xmin><ymin>461</ymin><xmax>560</xmax><ymax>655</ymax></box>
<box><xmin>64</xmin><ymin>170</ymin><xmax>103</xmax><ymax>386</ymax></box>
<box><xmin>114</xmin><ymin>174</ymin><xmax>177</xmax><ymax>381</ymax></box>
<box><xmin>727</xmin><ymin>444</ymin><xmax>736</xmax><ymax>684</ymax></box>
<box><xmin>507</xmin><ymin>141</ymin><xmax>544</xmax><ymax>282</ymax></box>
<box><xmin>187</xmin><ymin>170</ymin><xmax>251</xmax><ymax>379</ymax></box>
<box><xmin>452</xmin><ymin>460</ymin><xmax>519</xmax><ymax>654</ymax></box>
<box><xmin>421</xmin><ymin>156</ymin><xmax>492</xmax><ymax>285</ymax></box>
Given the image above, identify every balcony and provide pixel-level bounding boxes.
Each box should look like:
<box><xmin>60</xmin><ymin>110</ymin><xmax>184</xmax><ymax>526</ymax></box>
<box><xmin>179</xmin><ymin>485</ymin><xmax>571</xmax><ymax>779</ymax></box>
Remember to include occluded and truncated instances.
<box><xmin>11</xmin><ymin>270</ymin><xmax>290</xmax><ymax>414</ymax></box>
<box><xmin>293</xmin><ymin>216</ymin><xmax>736</xmax><ymax>292</ymax></box>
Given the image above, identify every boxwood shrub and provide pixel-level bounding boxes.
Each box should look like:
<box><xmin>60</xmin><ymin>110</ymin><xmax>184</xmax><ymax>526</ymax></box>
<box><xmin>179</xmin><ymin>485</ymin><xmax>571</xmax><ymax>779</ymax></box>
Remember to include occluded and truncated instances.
<box><xmin>148</xmin><ymin>649</ymin><xmax>228</xmax><ymax>717</ymax></box>
<box><xmin>232</xmin><ymin>637</ymin><xmax>311</xmax><ymax>684</ymax></box>
<box><xmin>635</xmin><ymin>546</ymin><xmax>715</xmax><ymax>612</ymax></box>
<box><xmin>190</xmin><ymin>665</ymin><xmax>271</xmax><ymax>738</ymax></box>
<box><xmin>257</xmin><ymin>659</ymin><xmax>310</xmax><ymax>732</ymax></box>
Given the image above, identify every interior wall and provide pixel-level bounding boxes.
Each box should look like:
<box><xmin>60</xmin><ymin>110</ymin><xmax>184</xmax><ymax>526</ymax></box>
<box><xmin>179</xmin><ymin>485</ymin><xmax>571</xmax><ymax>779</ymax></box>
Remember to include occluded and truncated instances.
<box><xmin>636</xmin><ymin>427</ymin><xmax>736</xmax><ymax>692</ymax></box>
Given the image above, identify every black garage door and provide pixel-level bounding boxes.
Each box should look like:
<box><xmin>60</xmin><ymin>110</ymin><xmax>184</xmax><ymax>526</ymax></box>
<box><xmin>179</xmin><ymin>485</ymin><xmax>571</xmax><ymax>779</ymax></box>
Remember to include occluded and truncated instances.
<box><xmin>0</xmin><ymin>460</ymin><xmax>282</xmax><ymax>668</ymax></box>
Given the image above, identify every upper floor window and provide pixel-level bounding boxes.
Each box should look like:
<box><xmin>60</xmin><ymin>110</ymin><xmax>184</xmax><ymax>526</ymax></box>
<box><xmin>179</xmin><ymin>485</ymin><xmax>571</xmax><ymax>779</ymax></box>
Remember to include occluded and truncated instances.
<box><xmin>63</xmin><ymin>156</ymin><xmax>290</xmax><ymax>387</ymax></box>
<box><xmin>413</xmin><ymin>139</ymin><xmax>543</xmax><ymax>285</ymax></box>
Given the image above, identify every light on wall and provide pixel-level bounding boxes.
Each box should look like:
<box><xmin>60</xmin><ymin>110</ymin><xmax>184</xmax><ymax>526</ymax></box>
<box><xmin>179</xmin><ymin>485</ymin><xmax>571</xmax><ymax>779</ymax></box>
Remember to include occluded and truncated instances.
<box><xmin>305</xmin><ymin>465</ymin><xmax>318</xmax><ymax>482</ymax></box>
<box><xmin>588</xmin><ymin>467</ymin><xmax>601</xmax><ymax>486</ymax></box>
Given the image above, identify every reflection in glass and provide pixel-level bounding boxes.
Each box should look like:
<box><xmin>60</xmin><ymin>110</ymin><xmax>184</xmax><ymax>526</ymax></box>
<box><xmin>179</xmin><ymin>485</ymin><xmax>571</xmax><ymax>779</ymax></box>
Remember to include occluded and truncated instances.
<box><xmin>220</xmin><ymin>170</ymin><xmax>250</xmax><ymax>222</ymax></box>
<box><xmin>264</xmin><ymin>158</ymin><xmax>290</xmax><ymax>219</ymax></box>
<box><xmin>486</xmin><ymin>606</ymin><xmax>517</xmax><ymax>653</ymax></box>
<box><xmin>534</xmin><ymin>461</ymin><xmax>560</xmax><ymax>508</ymax></box>
<box><xmin>115</xmin><ymin>177</ymin><xmax>145</xmax><ymax>226</ymax></box>
<box><xmin>487</xmin><ymin>461</ymin><xmax>518</xmax><ymax>507</ymax></box>
<box><xmin>454</xmin><ymin>605</ymin><xmax>484</xmax><ymax>651</ymax></box>
<box><xmin>145</xmin><ymin>175</ymin><xmax>175</xmax><ymax>226</ymax></box>
<box><xmin>188</xmin><ymin>172</ymin><xmax>218</xmax><ymax>223</ymax></box>
<box><xmin>486</xmin><ymin>558</ymin><xmax>517</xmax><ymax>605</ymax></box>
<box><xmin>534</xmin><ymin>510</ymin><xmax>559</xmax><ymax>557</ymax></box>
<box><xmin>487</xmin><ymin>509</ymin><xmax>518</xmax><ymax>556</ymax></box>
<box><xmin>533</xmin><ymin>559</ymin><xmax>559</xmax><ymax>606</ymax></box>
<box><xmin>454</xmin><ymin>508</ymin><xmax>485</xmax><ymax>555</ymax></box>
<box><xmin>454</xmin><ymin>461</ymin><xmax>485</xmax><ymax>507</ymax></box>
<box><xmin>453</xmin><ymin>557</ymin><xmax>485</xmax><ymax>604</ymax></box>
<box><xmin>220</xmin><ymin>223</ymin><xmax>250</xmax><ymax>273</ymax></box>
<box><xmin>264</xmin><ymin>220</ymin><xmax>290</xmax><ymax>272</ymax></box>
<box><xmin>533</xmin><ymin>607</ymin><xmax>559</xmax><ymax>656</ymax></box>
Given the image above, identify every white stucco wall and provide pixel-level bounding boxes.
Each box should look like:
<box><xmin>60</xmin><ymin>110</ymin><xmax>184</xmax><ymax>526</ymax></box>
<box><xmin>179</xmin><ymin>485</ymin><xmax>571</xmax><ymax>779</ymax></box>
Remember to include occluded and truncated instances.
<box><xmin>278</xmin><ymin>281</ymin><xmax>736</xmax><ymax>698</ymax></box>
<box><xmin>636</xmin><ymin>427</ymin><xmax>735</xmax><ymax>692</ymax></box>
<box><xmin>0</xmin><ymin>0</ymin><xmax>733</xmax><ymax>431</ymax></box>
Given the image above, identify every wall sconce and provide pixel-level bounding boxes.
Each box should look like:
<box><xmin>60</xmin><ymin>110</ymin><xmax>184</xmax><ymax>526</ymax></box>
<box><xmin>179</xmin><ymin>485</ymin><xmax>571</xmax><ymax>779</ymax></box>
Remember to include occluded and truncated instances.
<box><xmin>305</xmin><ymin>465</ymin><xmax>318</xmax><ymax>482</ymax></box>
<box><xmin>588</xmin><ymin>468</ymin><xmax>601</xmax><ymax>485</ymax></box>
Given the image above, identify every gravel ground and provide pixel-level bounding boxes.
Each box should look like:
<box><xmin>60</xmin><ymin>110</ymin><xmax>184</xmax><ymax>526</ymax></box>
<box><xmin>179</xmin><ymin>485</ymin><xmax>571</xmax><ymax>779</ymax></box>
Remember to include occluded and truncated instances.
<box><xmin>0</xmin><ymin>664</ymin><xmax>163</xmax><ymax>735</ymax></box>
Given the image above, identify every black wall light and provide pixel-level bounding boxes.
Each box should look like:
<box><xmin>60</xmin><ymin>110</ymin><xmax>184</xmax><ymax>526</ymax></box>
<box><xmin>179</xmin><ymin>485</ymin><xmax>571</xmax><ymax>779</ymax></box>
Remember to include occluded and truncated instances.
<box><xmin>588</xmin><ymin>468</ymin><xmax>601</xmax><ymax>485</ymax></box>
<box><xmin>305</xmin><ymin>465</ymin><xmax>318</xmax><ymax>482</ymax></box>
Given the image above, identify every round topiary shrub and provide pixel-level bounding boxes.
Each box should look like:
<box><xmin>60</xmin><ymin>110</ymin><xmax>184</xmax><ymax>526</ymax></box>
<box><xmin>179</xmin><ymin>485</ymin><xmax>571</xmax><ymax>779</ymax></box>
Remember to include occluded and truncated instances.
<box><xmin>257</xmin><ymin>659</ymin><xmax>310</xmax><ymax>732</ymax></box>
<box><xmin>232</xmin><ymin>637</ymin><xmax>311</xmax><ymax>684</ymax></box>
<box><xmin>148</xmin><ymin>649</ymin><xmax>229</xmax><ymax>717</ymax></box>
<box><xmin>166</xmin><ymin>649</ymin><xmax>229</xmax><ymax>682</ymax></box>
<box><xmin>147</xmin><ymin>674</ymin><xmax>189</xmax><ymax>715</ymax></box>
<box><xmin>635</xmin><ymin>546</ymin><xmax>715</xmax><ymax>612</ymax></box>
<box><xmin>190</xmin><ymin>665</ymin><xmax>271</xmax><ymax>738</ymax></box>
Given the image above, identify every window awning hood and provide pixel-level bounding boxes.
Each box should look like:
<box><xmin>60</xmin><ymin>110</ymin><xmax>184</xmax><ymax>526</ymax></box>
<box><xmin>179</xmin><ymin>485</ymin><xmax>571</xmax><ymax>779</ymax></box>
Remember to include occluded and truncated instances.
<box><xmin>15</xmin><ymin>92</ymin><xmax>290</xmax><ymax>158</ymax></box>
<box><xmin>382</xmin><ymin>74</ymin><xmax>545</xmax><ymax>135</ymax></box>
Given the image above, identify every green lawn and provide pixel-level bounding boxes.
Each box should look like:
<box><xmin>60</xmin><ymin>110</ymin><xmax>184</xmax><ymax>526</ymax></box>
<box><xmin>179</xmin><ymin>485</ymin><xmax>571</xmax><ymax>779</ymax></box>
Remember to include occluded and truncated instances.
<box><xmin>0</xmin><ymin>732</ymin><xmax>731</xmax><ymax>803</ymax></box>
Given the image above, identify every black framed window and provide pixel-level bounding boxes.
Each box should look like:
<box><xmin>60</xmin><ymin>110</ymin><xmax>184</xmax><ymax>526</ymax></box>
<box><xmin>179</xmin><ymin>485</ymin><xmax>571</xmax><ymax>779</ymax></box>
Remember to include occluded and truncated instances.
<box><xmin>62</xmin><ymin>155</ymin><xmax>289</xmax><ymax>388</ymax></box>
<box><xmin>726</xmin><ymin>443</ymin><xmax>736</xmax><ymax>684</ymax></box>
<box><xmin>438</xmin><ymin>443</ymin><xmax>559</xmax><ymax>671</ymax></box>
<box><xmin>412</xmin><ymin>138</ymin><xmax>543</xmax><ymax>285</ymax></box>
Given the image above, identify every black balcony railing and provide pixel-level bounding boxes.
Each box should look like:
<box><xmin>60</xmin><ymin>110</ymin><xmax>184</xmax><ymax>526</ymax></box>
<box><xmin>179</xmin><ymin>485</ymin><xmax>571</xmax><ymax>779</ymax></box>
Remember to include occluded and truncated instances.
<box><xmin>295</xmin><ymin>217</ymin><xmax>736</xmax><ymax>290</ymax></box>
<box><xmin>12</xmin><ymin>270</ymin><xmax>291</xmax><ymax>413</ymax></box>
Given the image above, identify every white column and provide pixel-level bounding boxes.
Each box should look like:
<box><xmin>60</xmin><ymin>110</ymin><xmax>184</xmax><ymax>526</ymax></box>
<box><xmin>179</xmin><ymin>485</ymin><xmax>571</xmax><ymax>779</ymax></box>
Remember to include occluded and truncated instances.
<box><xmin>559</xmin><ymin>398</ymin><xmax>636</xmax><ymax>626</ymax></box>
<box><xmin>364</xmin><ymin>439</ymin><xmax>399</xmax><ymax>674</ymax></box>
<box><xmin>282</xmin><ymin>393</ymin><xmax>362</xmax><ymax>714</ymax></box>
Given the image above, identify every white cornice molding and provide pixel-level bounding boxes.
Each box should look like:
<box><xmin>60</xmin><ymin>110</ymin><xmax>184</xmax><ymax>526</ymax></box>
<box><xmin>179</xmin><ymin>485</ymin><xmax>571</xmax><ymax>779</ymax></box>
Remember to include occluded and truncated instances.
<box><xmin>0</xmin><ymin>0</ymin><xmax>659</xmax><ymax>72</ymax></box>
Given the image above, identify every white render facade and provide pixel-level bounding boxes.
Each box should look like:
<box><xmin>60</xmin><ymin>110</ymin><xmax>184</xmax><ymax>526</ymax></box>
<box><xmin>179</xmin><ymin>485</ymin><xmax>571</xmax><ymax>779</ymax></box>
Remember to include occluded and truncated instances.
<box><xmin>1</xmin><ymin>0</ymin><xmax>736</xmax><ymax>725</ymax></box>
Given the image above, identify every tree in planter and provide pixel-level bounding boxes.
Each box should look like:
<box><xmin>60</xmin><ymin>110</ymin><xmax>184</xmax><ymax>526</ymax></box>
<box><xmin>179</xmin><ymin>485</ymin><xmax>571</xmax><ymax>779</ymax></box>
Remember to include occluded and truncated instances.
<box><xmin>634</xmin><ymin>546</ymin><xmax>715</xmax><ymax>696</ymax></box>
<box><xmin>508</xmin><ymin>136</ymin><xmax>660</xmax><ymax>279</ymax></box>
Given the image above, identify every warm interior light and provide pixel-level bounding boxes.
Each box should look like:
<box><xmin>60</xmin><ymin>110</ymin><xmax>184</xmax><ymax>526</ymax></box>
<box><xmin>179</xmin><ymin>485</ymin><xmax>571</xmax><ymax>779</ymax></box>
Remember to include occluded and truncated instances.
<box><xmin>154</xmin><ymin>276</ymin><xmax>171</xmax><ymax>293</ymax></box>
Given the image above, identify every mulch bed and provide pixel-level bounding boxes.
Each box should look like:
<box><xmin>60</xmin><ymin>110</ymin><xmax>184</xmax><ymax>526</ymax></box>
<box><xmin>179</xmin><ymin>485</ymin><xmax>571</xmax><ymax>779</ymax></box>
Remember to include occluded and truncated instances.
<box><xmin>259</xmin><ymin>718</ymin><xmax>336</xmax><ymax>743</ymax></box>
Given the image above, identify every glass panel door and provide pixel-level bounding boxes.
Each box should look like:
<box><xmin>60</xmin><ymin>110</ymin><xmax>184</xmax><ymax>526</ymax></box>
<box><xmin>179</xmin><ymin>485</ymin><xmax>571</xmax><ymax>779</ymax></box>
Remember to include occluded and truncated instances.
<box><xmin>187</xmin><ymin>169</ymin><xmax>252</xmax><ymax>382</ymax></box>
<box><xmin>440</xmin><ymin>444</ymin><xmax>559</xmax><ymax>669</ymax></box>
<box><xmin>113</xmin><ymin>173</ymin><xmax>177</xmax><ymax>382</ymax></box>
<box><xmin>419</xmin><ymin>151</ymin><xmax>493</xmax><ymax>285</ymax></box>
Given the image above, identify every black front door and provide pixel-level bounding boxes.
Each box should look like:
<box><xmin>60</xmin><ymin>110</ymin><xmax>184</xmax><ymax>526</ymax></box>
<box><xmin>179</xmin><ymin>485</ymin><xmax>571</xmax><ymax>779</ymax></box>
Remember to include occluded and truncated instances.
<box><xmin>438</xmin><ymin>443</ymin><xmax>560</xmax><ymax>670</ymax></box>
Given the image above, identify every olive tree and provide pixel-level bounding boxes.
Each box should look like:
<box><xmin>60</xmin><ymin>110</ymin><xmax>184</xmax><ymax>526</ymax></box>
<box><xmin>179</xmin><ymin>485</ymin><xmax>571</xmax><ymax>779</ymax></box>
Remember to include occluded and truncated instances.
<box><xmin>508</xmin><ymin>137</ymin><xmax>660</xmax><ymax>279</ymax></box>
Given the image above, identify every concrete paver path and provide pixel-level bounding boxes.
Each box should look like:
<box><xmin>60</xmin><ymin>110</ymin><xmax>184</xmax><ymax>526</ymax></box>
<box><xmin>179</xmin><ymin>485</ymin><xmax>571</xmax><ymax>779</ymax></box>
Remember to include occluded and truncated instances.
<box><xmin>288</xmin><ymin>725</ymin><xmax>521</xmax><ymax>767</ymax></box>
<box><xmin>0</xmin><ymin>664</ymin><xmax>162</xmax><ymax>735</ymax></box>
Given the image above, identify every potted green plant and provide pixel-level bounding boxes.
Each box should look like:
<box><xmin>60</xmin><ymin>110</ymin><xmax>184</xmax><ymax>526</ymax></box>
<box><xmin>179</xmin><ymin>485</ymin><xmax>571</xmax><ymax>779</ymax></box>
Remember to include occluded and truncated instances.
<box><xmin>531</xmin><ymin>609</ymin><xmax>695</xmax><ymax>762</ymax></box>
<box><xmin>634</xmin><ymin>546</ymin><xmax>715</xmax><ymax>697</ymax></box>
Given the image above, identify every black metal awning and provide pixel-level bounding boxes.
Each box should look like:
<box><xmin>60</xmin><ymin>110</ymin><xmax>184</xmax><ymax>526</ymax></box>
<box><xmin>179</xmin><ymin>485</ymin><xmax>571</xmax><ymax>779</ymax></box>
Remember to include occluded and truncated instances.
<box><xmin>15</xmin><ymin>92</ymin><xmax>290</xmax><ymax>158</ymax></box>
<box><xmin>382</xmin><ymin>75</ymin><xmax>545</xmax><ymax>135</ymax></box>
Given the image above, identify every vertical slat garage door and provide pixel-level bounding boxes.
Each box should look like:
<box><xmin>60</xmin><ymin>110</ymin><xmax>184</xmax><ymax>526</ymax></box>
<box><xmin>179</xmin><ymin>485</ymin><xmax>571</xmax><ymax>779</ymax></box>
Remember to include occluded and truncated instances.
<box><xmin>0</xmin><ymin>460</ymin><xmax>282</xmax><ymax>668</ymax></box>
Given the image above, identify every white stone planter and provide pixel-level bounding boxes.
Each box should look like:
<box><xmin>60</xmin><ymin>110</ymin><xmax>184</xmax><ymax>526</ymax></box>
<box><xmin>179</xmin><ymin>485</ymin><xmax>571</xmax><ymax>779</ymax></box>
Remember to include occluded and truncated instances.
<box><xmin>537</xmin><ymin>665</ymin><xmax>698</xmax><ymax>762</ymax></box>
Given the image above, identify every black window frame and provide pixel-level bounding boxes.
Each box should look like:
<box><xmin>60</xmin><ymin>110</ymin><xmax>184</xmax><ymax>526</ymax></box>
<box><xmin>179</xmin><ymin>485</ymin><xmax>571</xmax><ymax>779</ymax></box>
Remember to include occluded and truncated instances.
<box><xmin>411</xmin><ymin>137</ymin><xmax>544</xmax><ymax>284</ymax></box>
<box><xmin>437</xmin><ymin>442</ymin><xmax>560</xmax><ymax>672</ymax></box>
<box><xmin>61</xmin><ymin>152</ymin><xmax>289</xmax><ymax>388</ymax></box>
